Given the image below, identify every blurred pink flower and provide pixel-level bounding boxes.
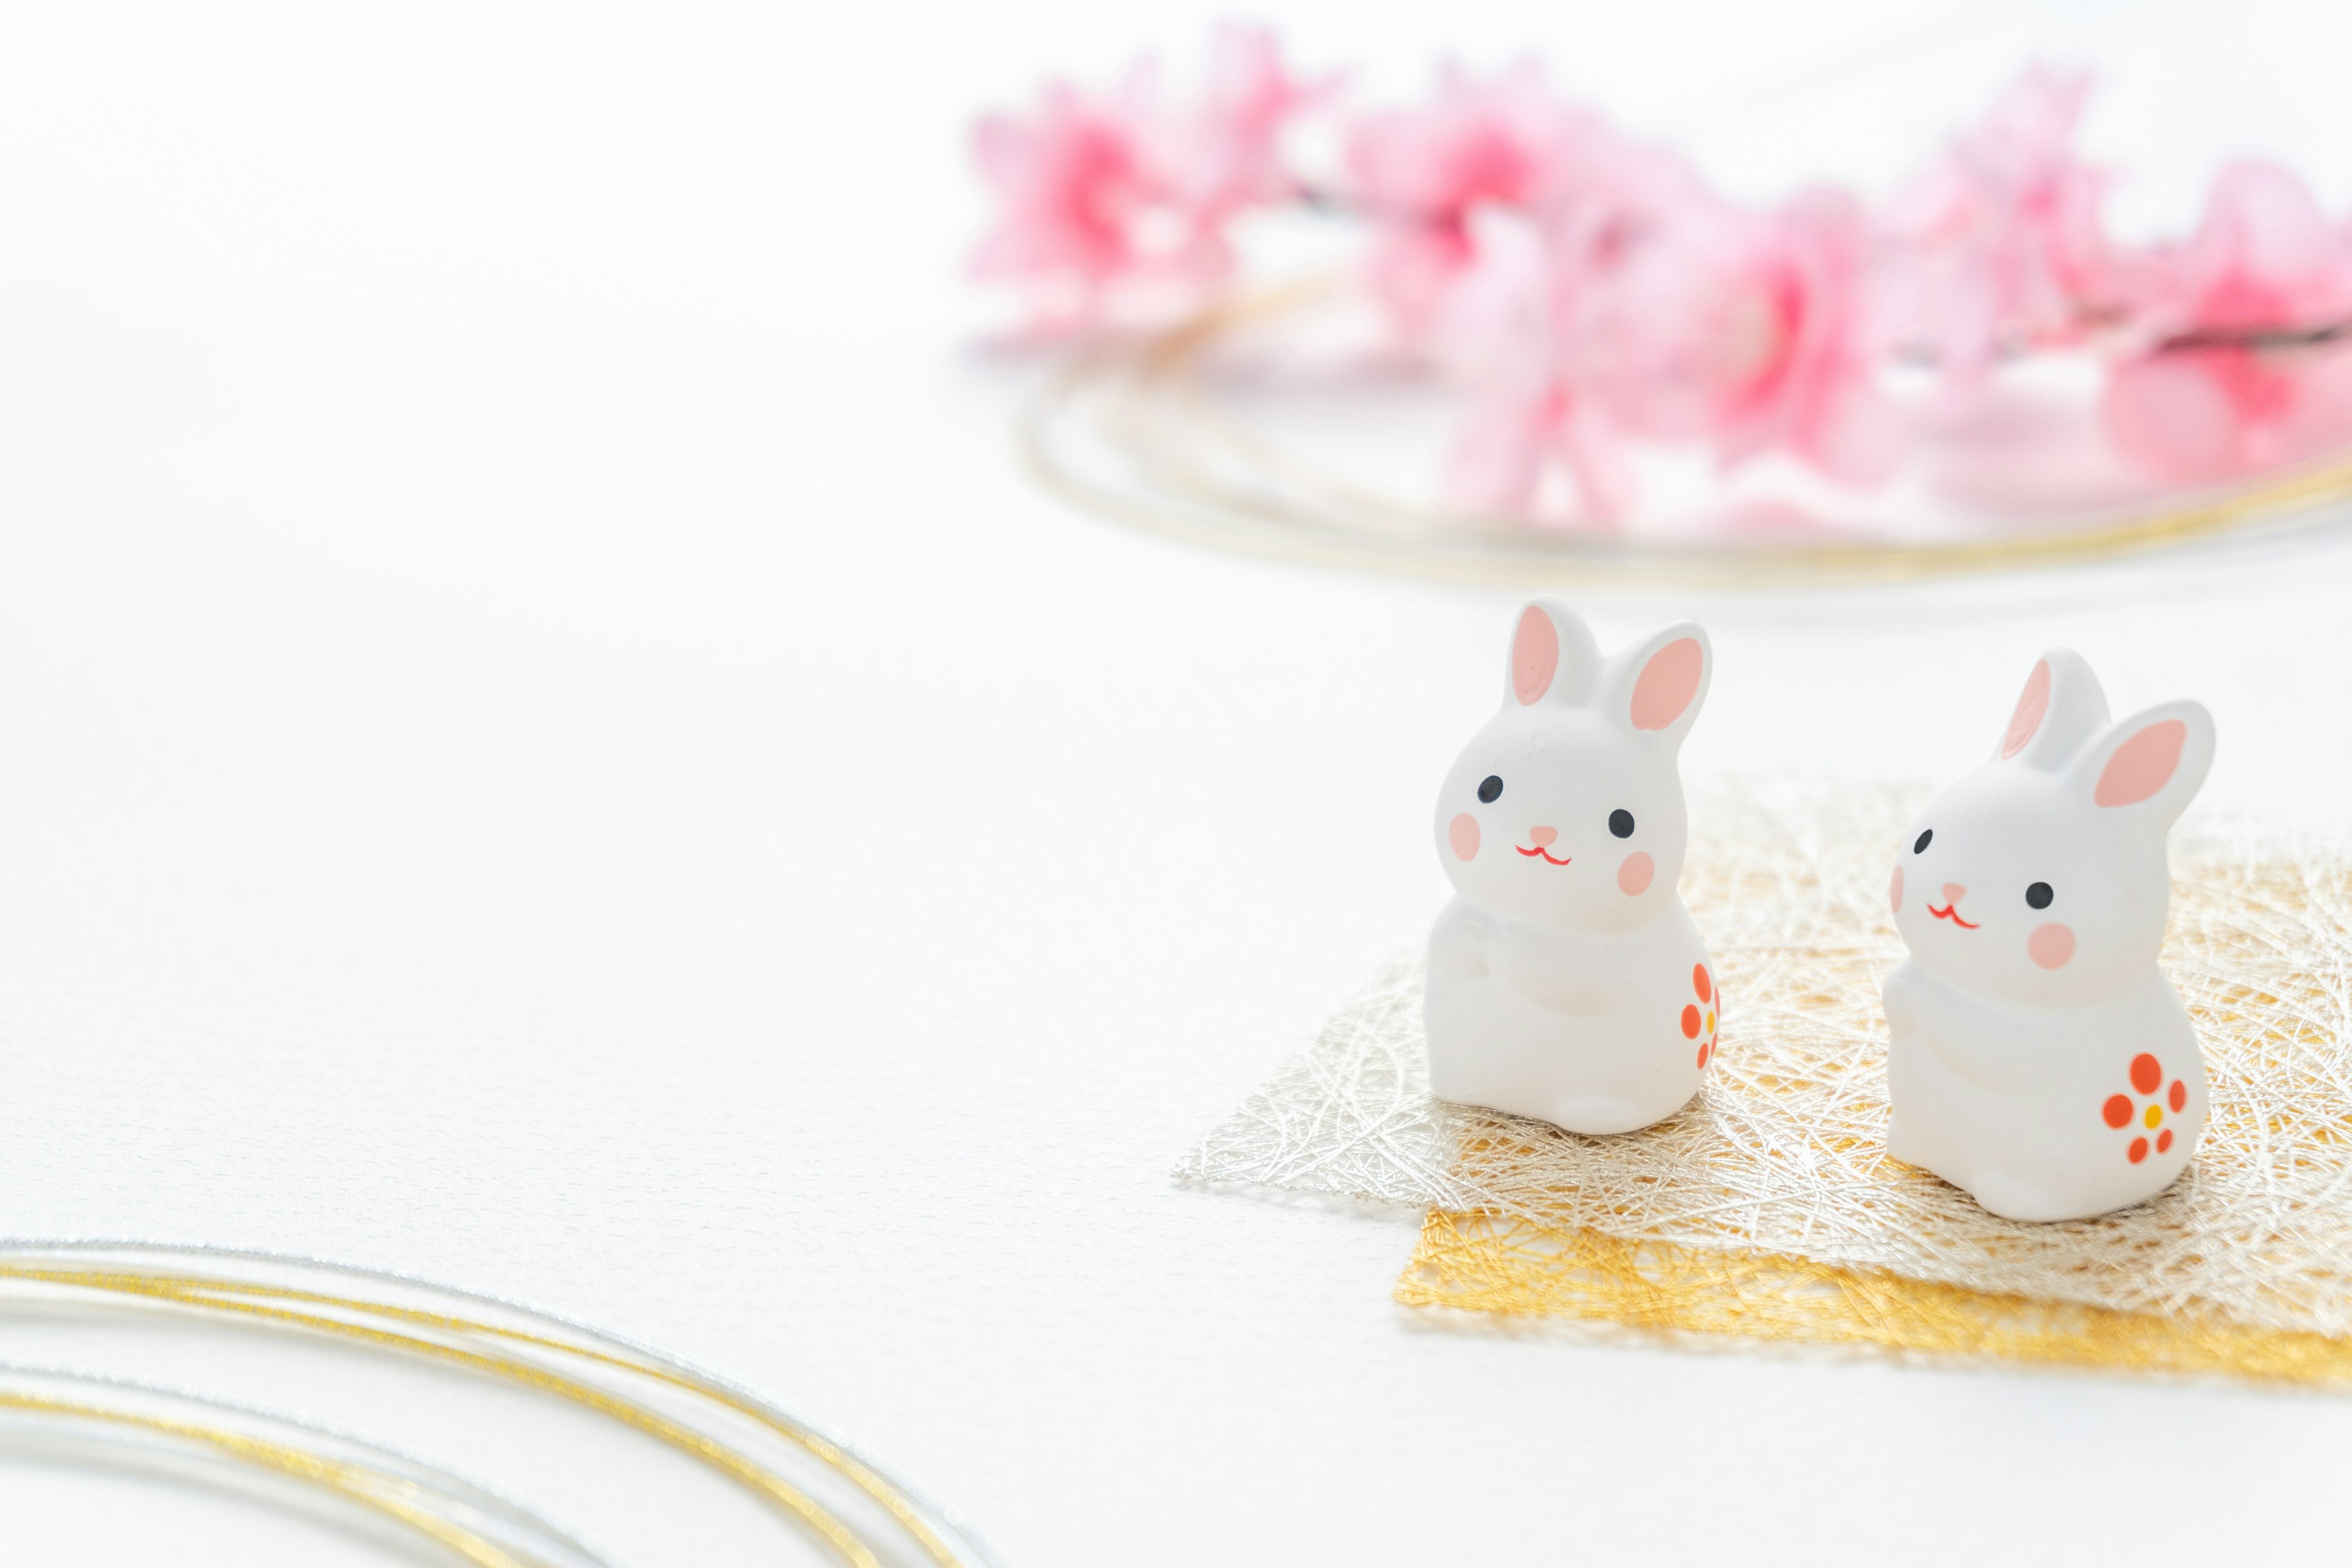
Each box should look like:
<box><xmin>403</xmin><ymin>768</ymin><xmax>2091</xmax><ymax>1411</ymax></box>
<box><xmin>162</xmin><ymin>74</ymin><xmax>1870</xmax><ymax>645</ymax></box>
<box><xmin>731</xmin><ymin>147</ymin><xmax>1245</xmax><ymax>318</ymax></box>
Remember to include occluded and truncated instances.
<box><xmin>1879</xmin><ymin>68</ymin><xmax>2117</xmax><ymax>377</ymax></box>
<box><xmin>967</xmin><ymin>39</ymin><xmax>2352</xmax><ymax>518</ymax></box>
<box><xmin>1346</xmin><ymin>66</ymin><xmax>1602</xmax><ymax>336</ymax></box>
<box><xmin>1438</xmin><ymin>209</ymin><xmax>1635</xmax><ymax>522</ymax></box>
<box><xmin>1445</xmin><ymin>382</ymin><xmax>1637</xmax><ymax>525</ymax></box>
<box><xmin>1169</xmin><ymin>26</ymin><xmax>1317</xmax><ymax>221</ymax></box>
<box><xmin>1707</xmin><ymin>190</ymin><xmax>1903</xmax><ymax>483</ymax></box>
<box><xmin>1436</xmin><ymin>167</ymin><xmax>1897</xmax><ymax>522</ymax></box>
<box><xmin>971</xmin><ymin>27</ymin><xmax>1315</xmax><ymax>326</ymax></box>
<box><xmin>2104</xmin><ymin>162</ymin><xmax>2352</xmax><ymax>481</ymax></box>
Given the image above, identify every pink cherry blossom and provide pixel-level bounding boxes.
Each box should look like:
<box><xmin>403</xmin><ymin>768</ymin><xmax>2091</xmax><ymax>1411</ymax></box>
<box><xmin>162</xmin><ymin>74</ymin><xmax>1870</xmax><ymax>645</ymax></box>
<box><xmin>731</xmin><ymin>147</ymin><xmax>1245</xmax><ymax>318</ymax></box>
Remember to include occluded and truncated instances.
<box><xmin>1346</xmin><ymin>65</ymin><xmax>1602</xmax><ymax>337</ymax></box>
<box><xmin>968</xmin><ymin>37</ymin><xmax>2352</xmax><ymax>517</ymax></box>
<box><xmin>1434</xmin><ymin>155</ymin><xmax>1896</xmax><ymax>521</ymax></box>
<box><xmin>971</xmin><ymin>81</ymin><xmax>1177</xmax><ymax>320</ymax></box>
<box><xmin>2103</xmin><ymin>162</ymin><xmax>2352</xmax><ymax>481</ymax></box>
<box><xmin>1698</xmin><ymin>190</ymin><xmax>1902</xmax><ymax>485</ymax></box>
<box><xmin>1427</xmin><ymin>138</ymin><xmax>1689</xmax><ymax>522</ymax></box>
<box><xmin>1436</xmin><ymin>207</ymin><xmax>1635</xmax><ymax>522</ymax></box>
<box><xmin>1167</xmin><ymin>26</ymin><xmax>1317</xmax><ymax>224</ymax></box>
<box><xmin>1877</xmin><ymin>67</ymin><xmax>2118</xmax><ymax>378</ymax></box>
<box><xmin>1444</xmin><ymin>383</ymin><xmax>1637</xmax><ymax>524</ymax></box>
<box><xmin>971</xmin><ymin>27</ymin><xmax>1315</xmax><ymax>327</ymax></box>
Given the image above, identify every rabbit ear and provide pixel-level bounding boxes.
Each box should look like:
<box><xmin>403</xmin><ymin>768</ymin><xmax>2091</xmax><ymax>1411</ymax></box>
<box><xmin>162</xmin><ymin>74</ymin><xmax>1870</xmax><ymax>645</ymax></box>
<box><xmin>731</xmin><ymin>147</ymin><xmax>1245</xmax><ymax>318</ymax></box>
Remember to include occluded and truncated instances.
<box><xmin>1602</xmin><ymin>622</ymin><xmax>1710</xmax><ymax>745</ymax></box>
<box><xmin>2070</xmin><ymin>699</ymin><xmax>2215</xmax><ymax>826</ymax></box>
<box><xmin>1503</xmin><ymin>597</ymin><xmax>1604</xmax><ymax>708</ymax></box>
<box><xmin>1997</xmin><ymin>648</ymin><xmax>2111</xmax><ymax>769</ymax></box>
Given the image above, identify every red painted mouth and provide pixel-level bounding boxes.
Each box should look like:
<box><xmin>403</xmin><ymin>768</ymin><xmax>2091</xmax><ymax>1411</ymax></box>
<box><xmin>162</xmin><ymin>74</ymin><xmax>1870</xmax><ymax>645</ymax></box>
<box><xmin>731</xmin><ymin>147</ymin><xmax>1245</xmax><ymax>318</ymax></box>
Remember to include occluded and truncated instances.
<box><xmin>1928</xmin><ymin>903</ymin><xmax>1979</xmax><ymax>929</ymax></box>
<box><xmin>1516</xmin><ymin>845</ymin><xmax>1572</xmax><ymax>865</ymax></box>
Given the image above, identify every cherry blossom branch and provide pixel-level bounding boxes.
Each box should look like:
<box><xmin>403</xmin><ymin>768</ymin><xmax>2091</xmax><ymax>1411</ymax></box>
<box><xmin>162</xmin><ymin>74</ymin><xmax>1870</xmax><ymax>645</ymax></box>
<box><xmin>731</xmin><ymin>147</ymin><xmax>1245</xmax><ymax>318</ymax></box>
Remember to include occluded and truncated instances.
<box><xmin>972</xmin><ymin>31</ymin><xmax>2352</xmax><ymax>519</ymax></box>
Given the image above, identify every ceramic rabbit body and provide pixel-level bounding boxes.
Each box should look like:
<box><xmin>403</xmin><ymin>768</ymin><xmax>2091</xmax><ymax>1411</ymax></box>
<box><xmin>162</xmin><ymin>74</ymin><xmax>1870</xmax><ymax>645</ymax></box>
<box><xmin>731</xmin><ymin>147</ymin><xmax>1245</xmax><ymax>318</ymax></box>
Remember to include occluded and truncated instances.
<box><xmin>1425</xmin><ymin>598</ymin><xmax>1719</xmax><ymax>1136</ymax></box>
<box><xmin>1883</xmin><ymin>649</ymin><xmax>2216</xmax><ymax>1221</ymax></box>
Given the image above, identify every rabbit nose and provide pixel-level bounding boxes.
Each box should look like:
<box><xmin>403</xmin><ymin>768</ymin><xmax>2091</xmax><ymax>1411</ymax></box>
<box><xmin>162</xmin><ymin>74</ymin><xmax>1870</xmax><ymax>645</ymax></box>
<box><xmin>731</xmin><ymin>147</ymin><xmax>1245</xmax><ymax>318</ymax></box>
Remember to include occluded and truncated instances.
<box><xmin>1529</xmin><ymin>826</ymin><xmax>1559</xmax><ymax>848</ymax></box>
<box><xmin>1942</xmin><ymin>883</ymin><xmax>1967</xmax><ymax>903</ymax></box>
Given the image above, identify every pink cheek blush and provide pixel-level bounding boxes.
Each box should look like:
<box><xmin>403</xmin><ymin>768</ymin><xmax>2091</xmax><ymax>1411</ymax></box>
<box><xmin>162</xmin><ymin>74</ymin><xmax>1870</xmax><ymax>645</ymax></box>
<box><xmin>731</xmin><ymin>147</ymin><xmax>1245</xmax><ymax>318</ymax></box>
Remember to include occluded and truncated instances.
<box><xmin>2028</xmin><ymin>922</ymin><xmax>2076</xmax><ymax>969</ymax></box>
<box><xmin>1449</xmin><ymin>813</ymin><xmax>1480</xmax><ymax>862</ymax></box>
<box><xmin>1889</xmin><ymin>865</ymin><xmax>1903</xmax><ymax>914</ymax></box>
<box><xmin>1617</xmin><ymin>851</ymin><xmax>1654</xmax><ymax>895</ymax></box>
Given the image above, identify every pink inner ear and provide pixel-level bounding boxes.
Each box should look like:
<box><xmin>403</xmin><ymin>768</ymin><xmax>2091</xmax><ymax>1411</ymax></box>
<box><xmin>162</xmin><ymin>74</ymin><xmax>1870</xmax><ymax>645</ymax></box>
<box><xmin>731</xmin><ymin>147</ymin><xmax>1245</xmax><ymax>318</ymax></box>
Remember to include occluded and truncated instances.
<box><xmin>2002</xmin><ymin>658</ymin><xmax>2051</xmax><ymax>759</ymax></box>
<box><xmin>1512</xmin><ymin>605</ymin><xmax>1559</xmax><ymax>705</ymax></box>
<box><xmin>2095</xmin><ymin>718</ymin><xmax>2187</xmax><ymax>807</ymax></box>
<box><xmin>1629</xmin><ymin>638</ymin><xmax>1703</xmax><ymax>731</ymax></box>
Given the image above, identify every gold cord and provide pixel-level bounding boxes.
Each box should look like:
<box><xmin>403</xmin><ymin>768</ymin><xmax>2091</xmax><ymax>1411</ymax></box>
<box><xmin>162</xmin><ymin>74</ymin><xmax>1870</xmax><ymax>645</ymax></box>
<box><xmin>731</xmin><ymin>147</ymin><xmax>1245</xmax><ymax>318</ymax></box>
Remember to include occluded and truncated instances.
<box><xmin>0</xmin><ymin>1388</ymin><xmax>558</xmax><ymax>1567</ymax></box>
<box><xmin>1024</xmin><ymin>282</ymin><xmax>2352</xmax><ymax>589</ymax></box>
<box><xmin>0</xmin><ymin>1253</ymin><xmax>985</xmax><ymax>1568</ymax></box>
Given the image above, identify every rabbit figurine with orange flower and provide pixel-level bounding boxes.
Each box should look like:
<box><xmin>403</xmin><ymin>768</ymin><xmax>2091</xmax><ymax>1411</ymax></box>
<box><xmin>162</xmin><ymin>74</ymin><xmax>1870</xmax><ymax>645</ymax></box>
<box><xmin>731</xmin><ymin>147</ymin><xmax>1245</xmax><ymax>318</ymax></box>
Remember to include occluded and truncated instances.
<box><xmin>1425</xmin><ymin>597</ymin><xmax>1720</xmax><ymax>1136</ymax></box>
<box><xmin>1885</xmin><ymin>649</ymin><xmax>2215</xmax><ymax>1221</ymax></box>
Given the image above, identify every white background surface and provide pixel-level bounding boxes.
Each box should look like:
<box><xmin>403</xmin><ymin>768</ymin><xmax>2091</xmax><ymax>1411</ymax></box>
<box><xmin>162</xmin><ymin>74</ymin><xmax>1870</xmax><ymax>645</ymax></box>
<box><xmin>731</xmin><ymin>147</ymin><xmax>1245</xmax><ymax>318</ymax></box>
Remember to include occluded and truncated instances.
<box><xmin>1</xmin><ymin>1</ymin><xmax>2351</xmax><ymax>1561</ymax></box>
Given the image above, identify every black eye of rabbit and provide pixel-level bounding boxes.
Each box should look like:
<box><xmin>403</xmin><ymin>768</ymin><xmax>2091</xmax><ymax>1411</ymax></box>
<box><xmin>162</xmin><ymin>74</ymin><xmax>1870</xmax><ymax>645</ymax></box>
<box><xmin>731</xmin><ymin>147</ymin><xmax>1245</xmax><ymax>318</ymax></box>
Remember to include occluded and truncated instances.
<box><xmin>1477</xmin><ymin>775</ymin><xmax>1503</xmax><ymax>804</ymax></box>
<box><xmin>1913</xmin><ymin>829</ymin><xmax>1933</xmax><ymax>854</ymax></box>
<box><xmin>1608</xmin><ymin>809</ymin><xmax>1635</xmax><ymax>838</ymax></box>
<box><xmin>2026</xmin><ymin>881</ymin><xmax>2053</xmax><ymax>910</ymax></box>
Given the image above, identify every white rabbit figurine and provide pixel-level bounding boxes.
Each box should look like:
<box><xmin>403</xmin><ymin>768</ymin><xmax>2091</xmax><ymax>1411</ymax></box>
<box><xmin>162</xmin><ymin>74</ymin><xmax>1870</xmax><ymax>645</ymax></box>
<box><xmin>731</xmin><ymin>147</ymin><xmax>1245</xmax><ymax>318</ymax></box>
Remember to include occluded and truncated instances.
<box><xmin>1425</xmin><ymin>597</ymin><xmax>1719</xmax><ymax>1135</ymax></box>
<box><xmin>1883</xmin><ymin>649</ymin><xmax>2215</xmax><ymax>1221</ymax></box>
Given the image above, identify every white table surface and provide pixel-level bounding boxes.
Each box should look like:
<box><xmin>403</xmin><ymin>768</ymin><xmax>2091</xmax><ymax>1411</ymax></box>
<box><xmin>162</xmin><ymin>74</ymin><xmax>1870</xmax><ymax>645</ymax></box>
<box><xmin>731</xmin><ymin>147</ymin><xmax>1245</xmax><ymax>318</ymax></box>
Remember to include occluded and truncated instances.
<box><xmin>2</xmin><ymin>2</ymin><xmax>2350</xmax><ymax>1561</ymax></box>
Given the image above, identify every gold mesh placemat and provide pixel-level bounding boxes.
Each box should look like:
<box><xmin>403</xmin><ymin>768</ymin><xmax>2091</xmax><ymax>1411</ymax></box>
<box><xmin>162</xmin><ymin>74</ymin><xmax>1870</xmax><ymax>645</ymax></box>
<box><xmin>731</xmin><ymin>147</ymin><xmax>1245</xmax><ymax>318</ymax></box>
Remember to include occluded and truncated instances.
<box><xmin>1399</xmin><ymin>1210</ymin><xmax>2352</xmax><ymax>1384</ymax></box>
<box><xmin>1179</xmin><ymin>774</ymin><xmax>2352</xmax><ymax>1340</ymax></box>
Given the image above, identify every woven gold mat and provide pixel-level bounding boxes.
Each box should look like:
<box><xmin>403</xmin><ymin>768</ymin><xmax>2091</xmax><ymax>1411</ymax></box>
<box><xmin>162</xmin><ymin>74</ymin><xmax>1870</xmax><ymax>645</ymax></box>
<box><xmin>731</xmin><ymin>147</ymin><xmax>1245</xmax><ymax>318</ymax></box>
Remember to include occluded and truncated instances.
<box><xmin>1398</xmin><ymin>1210</ymin><xmax>2352</xmax><ymax>1383</ymax></box>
